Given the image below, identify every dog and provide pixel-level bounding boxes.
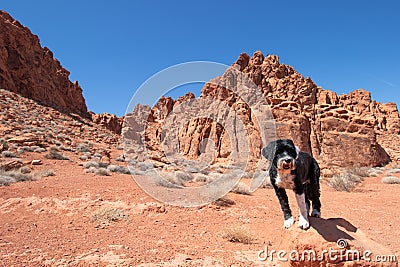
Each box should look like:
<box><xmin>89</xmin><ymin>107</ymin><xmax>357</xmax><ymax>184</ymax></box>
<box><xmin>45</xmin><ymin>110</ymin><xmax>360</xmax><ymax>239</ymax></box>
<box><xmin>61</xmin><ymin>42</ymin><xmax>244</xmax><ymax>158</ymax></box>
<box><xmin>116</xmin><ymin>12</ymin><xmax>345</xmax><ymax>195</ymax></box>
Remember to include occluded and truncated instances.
<box><xmin>261</xmin><ymin>139</ymin><xmax>321</xmax><ymax>230</ymax></box>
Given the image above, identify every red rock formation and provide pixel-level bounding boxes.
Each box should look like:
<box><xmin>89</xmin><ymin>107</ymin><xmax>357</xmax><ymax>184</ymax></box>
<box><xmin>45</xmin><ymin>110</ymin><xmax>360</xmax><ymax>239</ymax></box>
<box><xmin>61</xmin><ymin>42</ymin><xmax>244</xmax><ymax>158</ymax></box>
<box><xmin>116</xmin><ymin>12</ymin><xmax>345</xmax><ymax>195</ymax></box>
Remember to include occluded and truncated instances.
<box><xmin>91</xmin><ymin>112</ymin><xmax>123</xmax><ymax>134</ymax></box>
<box><xmin>124</xmin><ymin>51</ymin><xmax>399</xmax><ymax>170</ymax></box>
<box><xmin>0</xmin><ymin>11</ymin><xmax>88</xmax><ymax>116</ymax></box>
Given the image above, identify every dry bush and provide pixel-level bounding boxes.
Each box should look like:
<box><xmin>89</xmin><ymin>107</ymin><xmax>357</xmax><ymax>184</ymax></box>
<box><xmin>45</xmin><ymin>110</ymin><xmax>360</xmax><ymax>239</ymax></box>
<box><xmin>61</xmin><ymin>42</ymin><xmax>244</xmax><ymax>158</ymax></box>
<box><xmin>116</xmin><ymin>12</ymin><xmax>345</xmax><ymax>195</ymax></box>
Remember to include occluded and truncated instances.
<box><xmin>382</xmin><ymin>176</ymin><xmax>400</xmax><ymax>184</ymax></box>
<box><xmin>386</xmin><ymin>169</ymin><xmax>400</xmax><ymax>175</ymax></box>
<box><xmin>231</xmin><ymin>182</ymin><xmax>252</xmax><ymax>195</ymax></box>
<box><xmin>36</xmin><ymin>169</ymin><xmax>55</xmax><ymax>178</ymax></box>
<box><xmin>107</xmin><ymin>165</ymin><xmax>130</xmax><ymax>174</ymax></box>
<box><xmin>220</xmin><ymin>225</ymin><xmax>255</xmax><ymax>244</ymax></box>
<box><xmin>45</xmin><ymin>147</ymin><xmax>69</xmax><ymax>160</ymax></box>
<box><xmin>347</xmin><ymin>167</ymin><xmax>371</xmax><ymax>178</ymax></box>
<box><xmin>0</xmin><ymin>169</ymin><xmax>33</xmax><ymax>186</ymax></box>
<box><xmin>94</xmin><ymin>168</ymin><xmax>110</xmax><ymax>176</ymax></box>
<box><xmin>328</xmin><ymin>171</ymin><xmax>363</xmax><ymax>192</ymax></box>
<box><xmin>212</xmin><ymin>197</ymin><xmax>235</xmax><ymax>207</ymax></box>
<box><xmin>1</xmin><ymin>150</ymin><xmax>17</xmax><ymax>158</ymax></box>
<box><xmin>90</xmin><ymin>207</ymin><xmax>130</xmax><ymax>224</ymax></box>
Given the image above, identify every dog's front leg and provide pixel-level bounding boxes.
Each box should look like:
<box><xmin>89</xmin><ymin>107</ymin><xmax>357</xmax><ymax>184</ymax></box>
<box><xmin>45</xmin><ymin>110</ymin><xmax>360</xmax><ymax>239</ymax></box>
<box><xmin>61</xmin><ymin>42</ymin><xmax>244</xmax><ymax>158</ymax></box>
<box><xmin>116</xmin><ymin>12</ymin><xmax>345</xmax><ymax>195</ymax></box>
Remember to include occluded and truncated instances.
<box><xmin>273</xmin><ymin>186</ymin><xmax>294</xmax><ymax>228</ymax></box>
<box><xmin>295</xmin><ymin>193</ymin><xmax>310</xmax><ymax>230</ymax></box>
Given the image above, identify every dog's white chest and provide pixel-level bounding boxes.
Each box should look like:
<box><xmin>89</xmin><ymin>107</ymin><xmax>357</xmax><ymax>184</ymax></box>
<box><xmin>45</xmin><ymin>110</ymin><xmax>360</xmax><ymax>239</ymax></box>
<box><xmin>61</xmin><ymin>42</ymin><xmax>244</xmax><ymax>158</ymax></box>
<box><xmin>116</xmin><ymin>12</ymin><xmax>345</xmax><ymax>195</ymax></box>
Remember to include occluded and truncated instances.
<box><xmin>275</xmin><ymin>172</ymin><xmax>295</xmax><ymax>189</ymax></box>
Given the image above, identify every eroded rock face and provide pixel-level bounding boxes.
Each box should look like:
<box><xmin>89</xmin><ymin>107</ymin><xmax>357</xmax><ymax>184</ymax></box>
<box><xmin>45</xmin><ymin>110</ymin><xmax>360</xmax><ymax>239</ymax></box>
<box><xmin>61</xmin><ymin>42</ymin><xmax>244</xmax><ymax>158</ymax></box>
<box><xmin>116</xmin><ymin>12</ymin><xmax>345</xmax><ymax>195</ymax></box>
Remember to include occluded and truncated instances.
<box><xmin>0</xmin><ymin>11</ymin><xmax>88</xmax><ymax>116</ymax></box>
<box><xmin>124</xmin><ymin>51</ymin><xmax>398</xmax><ymax>169</ymax></box>
<box><xmin>91</xmin><ymin>112</ymin><xmax>123</xmax><ymax>134</ymax></box>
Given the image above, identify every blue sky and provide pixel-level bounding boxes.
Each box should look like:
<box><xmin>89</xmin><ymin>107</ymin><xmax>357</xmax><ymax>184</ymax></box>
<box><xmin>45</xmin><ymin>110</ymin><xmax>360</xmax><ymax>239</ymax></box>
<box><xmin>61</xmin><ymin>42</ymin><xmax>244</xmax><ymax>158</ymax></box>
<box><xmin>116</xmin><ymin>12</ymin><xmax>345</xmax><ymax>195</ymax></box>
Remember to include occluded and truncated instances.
<box><xmin>1</xmin><ymin>1</ymin><xmax>399</xmax><ymax>116</ymax></box>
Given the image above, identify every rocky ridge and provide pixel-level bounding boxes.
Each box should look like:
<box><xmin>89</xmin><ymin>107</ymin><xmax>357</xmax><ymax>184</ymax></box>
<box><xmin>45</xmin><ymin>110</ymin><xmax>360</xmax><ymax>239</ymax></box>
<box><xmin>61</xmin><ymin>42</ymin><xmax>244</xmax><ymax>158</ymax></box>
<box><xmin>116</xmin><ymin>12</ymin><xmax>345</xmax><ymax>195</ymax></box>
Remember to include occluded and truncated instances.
<box><xmin>0</xmin><ymin>11</ymin><xmax>88</xmax><ymax>116</ymax></box>
<box><xmin>124</xmin><ymin>51</ymin><xmax>400</xmax><ymax>172</ymax></box>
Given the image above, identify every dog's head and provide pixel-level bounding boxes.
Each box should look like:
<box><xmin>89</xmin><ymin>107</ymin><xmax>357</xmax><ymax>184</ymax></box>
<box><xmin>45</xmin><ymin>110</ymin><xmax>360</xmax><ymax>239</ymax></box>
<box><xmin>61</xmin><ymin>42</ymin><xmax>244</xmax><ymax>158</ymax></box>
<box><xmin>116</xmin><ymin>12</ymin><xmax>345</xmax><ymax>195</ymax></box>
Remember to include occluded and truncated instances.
<box><xmin>261</xmin><ymin>139</ymin><xmax>300</xmax><ymax>172</ymax></box>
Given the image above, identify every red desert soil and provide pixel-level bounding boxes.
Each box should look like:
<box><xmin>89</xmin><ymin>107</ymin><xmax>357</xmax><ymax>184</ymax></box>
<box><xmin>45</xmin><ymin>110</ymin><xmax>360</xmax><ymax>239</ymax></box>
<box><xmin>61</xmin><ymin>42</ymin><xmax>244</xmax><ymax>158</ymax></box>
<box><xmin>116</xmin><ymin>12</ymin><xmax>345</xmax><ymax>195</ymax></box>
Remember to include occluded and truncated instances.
<box><xmin>0</xmin><ymin>152</ymin><xmax>399</xmax><ymax>266</ymax></box>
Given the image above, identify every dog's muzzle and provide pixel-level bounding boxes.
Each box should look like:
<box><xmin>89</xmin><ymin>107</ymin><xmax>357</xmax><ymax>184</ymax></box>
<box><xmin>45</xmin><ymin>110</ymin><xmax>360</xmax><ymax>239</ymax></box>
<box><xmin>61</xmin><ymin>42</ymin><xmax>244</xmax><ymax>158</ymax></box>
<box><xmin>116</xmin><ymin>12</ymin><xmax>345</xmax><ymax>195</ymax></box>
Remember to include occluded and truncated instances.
<box><xmin>278</xmin><ymin>157</ymin><xmax>295</xmax><ymax>170</ymax></box>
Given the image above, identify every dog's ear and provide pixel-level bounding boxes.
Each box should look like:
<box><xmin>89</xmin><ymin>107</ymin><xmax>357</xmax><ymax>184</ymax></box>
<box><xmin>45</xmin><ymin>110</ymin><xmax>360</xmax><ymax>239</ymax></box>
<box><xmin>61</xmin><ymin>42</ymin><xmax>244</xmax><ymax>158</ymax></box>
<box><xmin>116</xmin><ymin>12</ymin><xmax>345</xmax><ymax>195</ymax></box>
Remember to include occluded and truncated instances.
<box><xmin>261</xmin><ymin>140</ymin><xmax>277</xmax><ymax>161</ymax></box>
<box><xmin>295</xmin><ymin>146</ymin><xmax>300</xmax><ymax>157</ymax></box>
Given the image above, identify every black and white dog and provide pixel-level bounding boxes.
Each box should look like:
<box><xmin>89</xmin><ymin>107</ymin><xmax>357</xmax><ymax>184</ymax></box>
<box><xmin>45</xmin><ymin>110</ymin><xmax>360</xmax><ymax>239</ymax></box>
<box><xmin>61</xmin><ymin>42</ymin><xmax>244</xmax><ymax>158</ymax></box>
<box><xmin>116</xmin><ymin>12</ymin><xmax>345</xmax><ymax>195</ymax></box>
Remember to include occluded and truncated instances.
<box><xmin>261</xmin><ymin>139</ymin><xmax>321</xmax><ymax>230</ymax></box>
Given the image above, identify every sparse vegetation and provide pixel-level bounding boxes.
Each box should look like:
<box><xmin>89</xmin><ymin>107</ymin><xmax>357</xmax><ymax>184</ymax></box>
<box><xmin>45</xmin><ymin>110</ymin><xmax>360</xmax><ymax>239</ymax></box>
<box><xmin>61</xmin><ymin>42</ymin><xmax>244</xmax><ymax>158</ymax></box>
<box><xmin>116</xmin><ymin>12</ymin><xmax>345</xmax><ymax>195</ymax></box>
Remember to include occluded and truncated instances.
<box><xmin>212</xmin><ymin>197</ymin><xmax>235</xmax><ymax>207</ymax></box>
<box><xmin>1</xmin><ymin>150</ymin><xmax>18</xmax><ymax>158</ymax></box>
<box><xmin>45</xmin><ymin>146</ymin><xmax>69</xmax><ymax>160</ymax></box>
<box><xmin>0</xmin><ymin>139</ymin><xmax>9</xmax><ymax>151</ymax></box>
<box><xmin>220</xmin><ymin>224</ymin><xmax>255</xmax><ymax>244</ymax></box>
<box><xmin>0</xmin><ymin>169</ymin><xmax>33</xmax><ymax>186</ymax></box>
<box><xmin>347</xmin><ymin>167</ymin><xmax>371</xmax><ymax>178</ymax></box>
<box><xmin>90</xmin><ymin>207</ymin><xmax>130</xmax><ymax>224</ymax></box>
<box><xmin>386</xmin><ymin>169</ymin><xmax>400</xmax><ymax>174</ymax></box>
<box><xmin>36</xmin><ymin>169</ymin><xmax>55</xmax><ymax>178</ymax></box>
<box><xmin>231</xmin><ymin>182</ymin><xmax>252</xmax><ymax>195</ymax></box>
<box><xmin>85</xmin><ymin>167</ymin><xmax>110</xmax><ymax>176</ymax></box>
<box><xmin>19</xmin><ymin>166</ymin><xmax>31</xmax><ymax>174</ymax></box>
<box><xmin>382</xmin><ymin>176</ymin><xmax>400</xmax><ymax>184</ymax></box>
<box><xmin>107</xmin><ymin>165</ymin><xmax>130</xmax><ymax>174</ymax></box>
<box><xmin>328</xmin><ymin>171</ymin><xmax>364</xmax><ymax>192</ymax></box>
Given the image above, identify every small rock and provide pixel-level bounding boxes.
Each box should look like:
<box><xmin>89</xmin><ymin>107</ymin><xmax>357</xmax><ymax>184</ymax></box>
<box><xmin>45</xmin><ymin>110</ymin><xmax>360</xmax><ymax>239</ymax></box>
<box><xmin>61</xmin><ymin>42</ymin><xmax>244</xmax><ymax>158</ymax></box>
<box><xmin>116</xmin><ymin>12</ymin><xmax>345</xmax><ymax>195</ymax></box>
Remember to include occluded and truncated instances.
<box><xmin>31</xmin><ymin>159</ymin><xmax>42</xmax><ymax>165</ymax></box>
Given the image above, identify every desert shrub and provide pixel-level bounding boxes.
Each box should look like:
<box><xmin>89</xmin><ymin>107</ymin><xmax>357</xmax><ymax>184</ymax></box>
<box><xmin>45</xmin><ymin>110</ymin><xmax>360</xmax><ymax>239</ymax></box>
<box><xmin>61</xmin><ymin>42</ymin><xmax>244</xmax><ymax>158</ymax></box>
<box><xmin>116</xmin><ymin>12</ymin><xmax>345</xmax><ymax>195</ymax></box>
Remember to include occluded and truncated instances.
<box><xmin>386</xmin><ymin>169</ymin><xmax>400</xmax><ymax>174</ymax></box>
<box><xmin>107</xmin><ymin>165</ymin><xmax>130</xmax><ymax>174</ymax></box>
<box><xmin>0</xmin><ymin>169</ymin><xmax>33</xmax><ymax>186</ymax></box>
<box><xmin>175</xmin><ymin>171</ymin><xmax>192</xmax><ymax>182</ymax></box>
<box><xmin>328</xmin><ymin>172</ymin><xmax>363</xmax><ymax>192</ymax></box>
<box><xmin>93</xmin><ymin>152</ymin><xmax>102</xmax><ymax>158</ymax></box>
<box><xmin>95</xmin><ymin>167</ymin><xmax>110</xmax><ymax>176</ymax></box>
<box><xmin>213</xmin><ymin>197</ymin><xmax>235</xmax><ymax>207</ymax></box>
<box><xmin>83</xmin><ymin>161</ymin><xmax>99</xmax><ymax>169</ymax></box>
<box><xmin>382</xmin><ymin>176</ymin><xmax>400</xmax><ymax>184</ymax></box>
<box><xmin>192</xmin><ymin>173</ymin><xmax>209</xmax><ymax>183</ymax></box>
<box><xmin>220</xmin><ymin>225</ymin><xmax>255</xmax><ymax>244</ymax></box>
<box><xmin>77</xmin><ymin>143</ymin><xmax>91</xmax><ymax>153</ymax></box>
<box><xmin>18</xmin><ymin>146</ymin><xmax>36</xmax><ymax>154</ymax></box>
<box><xmin>127</xmin><ymin>166</ymin><xmax>144</xmax><ymax>175</ymax></box>
<box><xmin>79</xmin><ymin>155</ymin><xmax>88</xmax><ymax>161</ymax></box>
<box><xmin>45</xmin><ymin>147</ymin><xmax>69</xmax><ymax>160</ymax></box>
<box><xmin>138</xmin><ymin>162</ymin><xmax>153</xmax><ymax>171</ymax></box>
<box><xmin>150</xmin><ymin>172</ymin><xmax>184</xmax><ymax>188</ymax></box>
<box><xmin>347</xmin><ymin>167</ymin><xmax>371</xmax><ymax>178</ymax></box>
<box><xmin>231</xmin><ymin>182</ymin><xmax>252</xmax><ymax>195</ymax></box>
<box><xmin>0</xmin><ymin>139</ymin><xmax>9</xmax><ymax>151</ymax></box>
<box><xmin>2</xmin><ymin>150</ymin><xmax>17</xmax><ymax>158</ymax></box>
<box><xmin>36</xmin><ymin>169</ymin><xmax>55</xmax><ymax>178</ymax></box>
<box><xmin>0</xmin><ymin>174</ymin><xmax>16</xmax><ymax>186</ymax></box>
<box><xmin>19</xmin><ymin>166</ymin><xmax>31</xmax><ymax>174</ymax></box>
<box><xmin>90</xmin><ymin>207</ymin><xmax>130</xmax><ymax>224</ymax></box>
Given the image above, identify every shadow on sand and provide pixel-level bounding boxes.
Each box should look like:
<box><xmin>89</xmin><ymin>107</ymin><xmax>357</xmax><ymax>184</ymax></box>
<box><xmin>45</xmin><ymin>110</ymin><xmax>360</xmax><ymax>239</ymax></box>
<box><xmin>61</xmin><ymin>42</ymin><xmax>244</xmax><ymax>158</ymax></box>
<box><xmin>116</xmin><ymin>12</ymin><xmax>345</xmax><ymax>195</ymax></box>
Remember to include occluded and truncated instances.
<box><xmin>309</xmin><ymin>217</ymin><xmax>357</xmax><ymax>243</ymax></box>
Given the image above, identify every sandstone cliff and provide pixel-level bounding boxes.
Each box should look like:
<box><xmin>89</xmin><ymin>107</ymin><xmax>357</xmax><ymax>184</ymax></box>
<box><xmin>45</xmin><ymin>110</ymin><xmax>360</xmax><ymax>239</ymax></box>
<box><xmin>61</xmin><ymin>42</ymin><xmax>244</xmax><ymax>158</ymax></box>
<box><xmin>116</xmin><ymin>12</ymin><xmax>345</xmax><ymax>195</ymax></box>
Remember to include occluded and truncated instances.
<box><xmin>0</xmin><ymin>11</ymin><xmax>88</xmax><ymax>116</ymax></box>
<box><xmin>124</xmin><ymin>51</ymin><xmax>400</xmax><ymax>171</ymax></box>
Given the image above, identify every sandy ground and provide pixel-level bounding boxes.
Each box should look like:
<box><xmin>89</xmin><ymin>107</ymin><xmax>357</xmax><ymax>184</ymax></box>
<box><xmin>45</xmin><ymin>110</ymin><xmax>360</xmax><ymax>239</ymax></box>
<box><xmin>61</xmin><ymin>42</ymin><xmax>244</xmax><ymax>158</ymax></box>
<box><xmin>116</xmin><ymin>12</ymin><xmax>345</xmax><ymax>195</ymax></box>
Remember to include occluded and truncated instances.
<box><xmin>0</xmin><ymin>155</ymin><xmax>399</xmax><ymax>266</ymax></box>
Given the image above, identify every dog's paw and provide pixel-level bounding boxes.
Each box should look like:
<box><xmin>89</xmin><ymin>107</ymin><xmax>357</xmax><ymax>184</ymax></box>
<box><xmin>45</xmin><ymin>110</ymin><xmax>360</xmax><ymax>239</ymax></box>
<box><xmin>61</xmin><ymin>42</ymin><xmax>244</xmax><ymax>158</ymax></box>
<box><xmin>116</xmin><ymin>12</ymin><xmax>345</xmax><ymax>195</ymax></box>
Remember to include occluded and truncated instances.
<box><xmin>311</xmin><ymin>209</ymin><xmax>321</xmax><ymax>218</ymax></box>
<box><xmin>283</xmin><ymin>217</ymin><xmax>294</xmax><ymax>229</ymax></box>
<box><xmin>298</xmin><ymin>216</ymin><xmax>310</xmax><ymax>230</ymax></box>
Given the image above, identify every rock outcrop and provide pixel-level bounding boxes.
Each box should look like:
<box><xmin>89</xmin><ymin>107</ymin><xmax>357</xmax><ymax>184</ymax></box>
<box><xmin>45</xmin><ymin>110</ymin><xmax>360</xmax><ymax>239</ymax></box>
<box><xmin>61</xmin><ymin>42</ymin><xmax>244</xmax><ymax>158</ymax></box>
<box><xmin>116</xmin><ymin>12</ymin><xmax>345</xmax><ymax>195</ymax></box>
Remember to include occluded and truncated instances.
<box><xmin>124</xmin><ymin>51</ymin><xmax>399</xmax><ymax>170</ymax></box>
<box><xmin>0</xmin><ymin>11</ymin><xmax>88</xmax><ymax>116</ymax></box>
<box><xmin>91</xmin><ymin>112</ymin><xmax>123</xmax><ymax>134</ymax></box>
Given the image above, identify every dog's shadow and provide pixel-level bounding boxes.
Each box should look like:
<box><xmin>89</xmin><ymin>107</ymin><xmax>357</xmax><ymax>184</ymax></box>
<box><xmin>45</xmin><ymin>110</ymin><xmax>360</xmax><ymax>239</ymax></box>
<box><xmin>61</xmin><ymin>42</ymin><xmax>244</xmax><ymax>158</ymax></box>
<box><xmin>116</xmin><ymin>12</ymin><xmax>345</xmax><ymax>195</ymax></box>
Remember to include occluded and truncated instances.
<box><xmin>309</xmin><ymin>217</ymin><xmax>357</xmax><ymax>242</ymax></box>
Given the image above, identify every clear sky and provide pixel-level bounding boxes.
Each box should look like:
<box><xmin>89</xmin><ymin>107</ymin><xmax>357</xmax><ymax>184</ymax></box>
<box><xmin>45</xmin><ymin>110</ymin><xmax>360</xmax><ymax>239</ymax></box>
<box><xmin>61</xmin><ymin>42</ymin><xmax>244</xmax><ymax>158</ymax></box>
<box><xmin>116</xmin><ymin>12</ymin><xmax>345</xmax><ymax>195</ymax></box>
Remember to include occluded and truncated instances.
<box><xmin>1</xmin><ymin>1</ymin><xmax>399</xmax><ymax>116</ymax></box>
